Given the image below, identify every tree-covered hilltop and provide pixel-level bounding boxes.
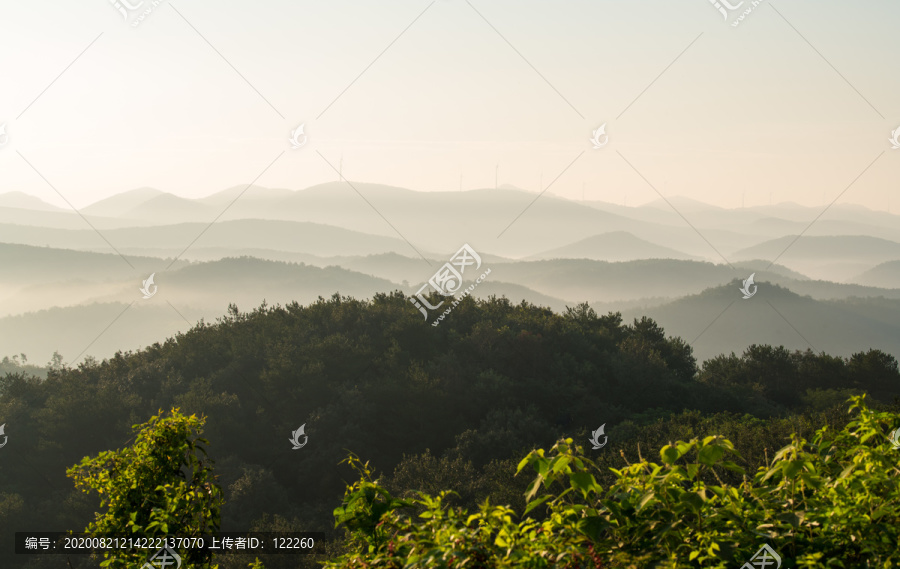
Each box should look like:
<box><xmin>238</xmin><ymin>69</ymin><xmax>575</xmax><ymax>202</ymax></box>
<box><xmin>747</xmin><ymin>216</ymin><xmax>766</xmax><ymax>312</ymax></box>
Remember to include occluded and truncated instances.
<box><xmin>0</xmin><ymin>292</ymin><xmax>898</xmax><ymax>568</ymax></box>
<box><xmin>0</xmin><ymin>353</ymin><xmax>49</xmax><ymax>380</ymax></box>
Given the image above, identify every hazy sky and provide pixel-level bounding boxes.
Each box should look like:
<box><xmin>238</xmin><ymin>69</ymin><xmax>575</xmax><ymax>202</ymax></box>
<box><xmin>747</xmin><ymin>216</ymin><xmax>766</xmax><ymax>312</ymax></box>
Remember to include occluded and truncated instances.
<box><xmin>1</xmin><ymin>0</ymin><xmax>898</xmax><ymax>211</ymax></box>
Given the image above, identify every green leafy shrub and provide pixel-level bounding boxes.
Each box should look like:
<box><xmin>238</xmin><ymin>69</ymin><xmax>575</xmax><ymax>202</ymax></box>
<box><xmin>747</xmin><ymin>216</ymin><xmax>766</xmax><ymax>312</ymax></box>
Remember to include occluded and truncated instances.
<box><xmin>67</xmin><ymin>408</ymin><xmax>223</xmax><ymax>568</ymax></box>
<box><xmin>324</xmin><ymin>396</ymin><xmax>900</xmax><ymax>568</ymax></box>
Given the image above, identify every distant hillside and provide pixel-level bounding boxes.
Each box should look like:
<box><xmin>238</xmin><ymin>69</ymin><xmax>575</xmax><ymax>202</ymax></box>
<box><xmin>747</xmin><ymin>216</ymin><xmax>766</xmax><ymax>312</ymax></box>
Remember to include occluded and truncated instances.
<box><xmin>80</xmin><ymin>187</ymin><xmax>165</xmax><ymax>218</ymax></box>
<box><xmin>732</xmin><ymin>259</ymin><xmax>809</xmax><ymax>280</ymax></box>
<box><xmin>0</xmin><ymin>355</ymin><xmax>48</xmax><ymax>379</ymax></box>
<box><xmin>849</xmin><ymin>260</ymin><xmax>900</xmax><ymax>289</ymax></box>
<box><xmin>0</xmin><ymin>219</ymin><xmax>426</xmax><ymax>259</ymax></box>
<box><xmin>0</xmin><ymin>257</ymin><xmax>401</xmax><ymax>362</ymax></box>
<box><xmin>0</xmin><ymin>206</ymin><xmax>138</xmax><ymax>231</ymax></box>
<box><xmin>338</xmin><ymin>252</ymin><xmax>439</xmax><ymax>283</ymax></box>
<box><xmin>527</xmin><ymin>232</ymin><xmax>698</xmax><ymax>262</ymax></box>
<box><xmin>4</xmin><ymin>243</ymin><xmax>896</xmax><ymax>318</ymax></box>
<box><xmin>8</xmin><ymin>185</ymin><xmax>900</xmax><ymax>262</ymax></box>
<box><xmin>131</xmin><ymin>247</ymin><xmax>330</xmax><ymax>266</ymax></box>
<box><xmin>195</xmin><ymin>184</ymin><xmax>295</xmax><ymax>208</ymax></box>
<box><xmin>121</xmin><ymin>192</ymin><xmax>215</xmax><ymax>223</ymax></box>
<box><xmin>465</xmin><ymin>280</ymin><xmax>572</xmax><ymax>313</ymax></box>
<box><xmin>620</xmin><ymin>281</ymin><xmax>900</xmax><ymax>363</ymax></box>
<box><xmin>488</xmin><ymin>259</ymin><xmax>740</xmax><ymax>302</ymax></box>
<box><xmin>54</xmin><ymin>187</ymin><xmax>900</xmax><ymax>239</ymax></box>
<box><xmin>484</xmin><ymin>258</ymin><xmax>891</xmax><ymax>304</ymax></box>
<box><xmin>0</xmin><ymin>251</ymin><xmax>580</xmax><ymax>361</ymax></box>
<box><xmin>67</xmin><ymin>184</ymin><xmax>757</xmax><ymax>259</ymax></box>
<box><xmin>0</xmin><ymin>191</ymin><xmax>64</xmax><ymax>212</ymax></box>
<box><xmin>732</xmin><ymin>235</ymin><xmax>900</xmax><ymax>264</ymax></box>
<box><xmin>0</xmin><ymin>242</ymin><xmax>184</xmax><ymax>284</ymax></box>
<box><xmin>161</xmin><ymin>256</ymin><xmax>399</xmax><ymax>309</ymax></box>
<box><xmin>0</xmin><ymin>243</ymin><xmax>191</xmax><ymax>316</ymax></box>
<box><xmin>777</xmin><ymin>278</ymin><xmax>900</xmax><ymax>301</ymax></box>
<box><xmin>587</xmin><ymin>199</ymin><xmax>900</xmax><ymax>243</ymax></box>
<box><xmin>731</xmin><ymin>235</ymin><xmax>900</xmax><ymax>281</ymax></box>
<box><xmin>0</xmin><ymin>302</ymin><xmax>194</xmax><ymax>365</ymax></box>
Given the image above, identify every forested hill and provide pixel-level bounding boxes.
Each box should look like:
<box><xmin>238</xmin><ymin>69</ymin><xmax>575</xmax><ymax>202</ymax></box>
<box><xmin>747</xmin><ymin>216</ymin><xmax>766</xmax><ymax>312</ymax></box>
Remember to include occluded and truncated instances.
<box><xmin>1</xmin><ymin>292</ymin><xmax>898</xmax><ymax>569</ymax></box>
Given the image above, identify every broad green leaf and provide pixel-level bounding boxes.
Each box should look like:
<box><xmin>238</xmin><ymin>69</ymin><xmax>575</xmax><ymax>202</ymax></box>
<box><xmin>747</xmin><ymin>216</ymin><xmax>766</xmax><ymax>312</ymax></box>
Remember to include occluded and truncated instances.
<box><xmin>679</xmin><ymin>491</ymin><xmax>704</xmax><ymax>513</ymax></box>
<box><xmin>637</xmin><ymin>491</ymin><xmax>656</xmax><ymax>512</ymax></box>
<box><xmin>698</xmin><ymin>444</ymin><xmax>725</xmax><ymax>466</ymax></box>
<box><xmin>660</xmin><ymin>445</ymin><xmax>680</xmax><ymax>464</ymax></box>
<box><xmin>782</xmin><ymin>461</ymin><xmax>803</xmax><ymax>479</ymax></box>
<box><xmin>576</xmin><ymin>516</ymin><xmax>607</xmax><ymax>542</ymax></box>
<box><xmin>524</xmin><ymin>495</ymin><xmax>552</xmax><ymax>515</ymax></box>
<box><xmin>568</xmin><ymin>471</ymin><xmax>599</xmax><ymax>495</ymax></box>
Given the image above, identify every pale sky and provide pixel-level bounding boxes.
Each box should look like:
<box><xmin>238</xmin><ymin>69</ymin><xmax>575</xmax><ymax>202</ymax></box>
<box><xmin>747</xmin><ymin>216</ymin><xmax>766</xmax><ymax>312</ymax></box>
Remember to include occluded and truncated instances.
<box><xmin>0</xmin><ymin>0</ymin><xmax>898</xmax><ymax>211</ymax></box>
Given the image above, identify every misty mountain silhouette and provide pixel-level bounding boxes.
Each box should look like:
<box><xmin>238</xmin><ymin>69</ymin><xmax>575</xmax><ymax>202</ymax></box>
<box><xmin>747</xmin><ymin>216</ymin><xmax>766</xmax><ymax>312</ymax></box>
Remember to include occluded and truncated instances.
<box><xmin>196</xmin><ymin>184</ymin><xmax>294</xmax><ymax>207</ymax></box>
<box><xmin>732</xmin><ymin>235</ymin><xmax>900</xmax><ymax>263</ymax></box>
<box><xmin>850</xmin><ymin>260</ymin><xmax>900</xmax><ymax>289</ymax></box>
<box><xmin>1</xmin><ymin>184</ymin><xmax>899</xmax><ymax>366</ymax></box>
<box><xmin>731</xmin><ymin>235</ymin><xmax>900</xmax><ymax>280</ymax></box>
<box><xmin>2</xmin><ymin>244</ymin><xmax>899</xmax><ymax>364</ymax></box>
<box><xmin>80</xmin><ymin>187</ymin><xmax>165</xmax><ymax>218</ymax></box>
<box><xmin>121</xmin><ymin>192</ymin><xmax>214</xmax><ymax>223</ymax></box>
<box><xmin>5</xmin><ymin>185</ymin><xmax>900</xmax><ymax>267</ymax></box>
<box><xmin>0</xmin><ymin>219</ymin><xmax>428</xmax><ymax>259</ymax></box>
<box><xmin>619</xmin><ymin>280</ymin><xmax>900</xmax><ymax>363</ymax></box>
<box><xmin>528</xmin><ymin>232</ymin><xmax>699</xmax><ymax>262</ymax></box>
<box><xmin>0</xmin><ymin>191</ymin><xmax>65</xmax><ymax>212</ymax></box>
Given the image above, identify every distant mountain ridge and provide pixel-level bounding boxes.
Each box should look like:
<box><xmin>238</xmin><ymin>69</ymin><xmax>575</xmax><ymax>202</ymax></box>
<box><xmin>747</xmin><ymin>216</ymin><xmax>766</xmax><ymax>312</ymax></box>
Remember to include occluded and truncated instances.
<box><xmin>1</xmin><ymin>183</ymin><xmax>899</xmax><ymax>364</ymax></box>
<box><xmin>619</xmin><ymin>281</ymin><xmax>900</xmax><ymax>363</ymax></box>
<box><xmin>1</xmin><ymin>242</ymin><xmax>898</xmax><ymax>363</ymax></box>
<box><xmin>0</xmin><ymin>219</ymin><xmax>430</xmax><ymax>259</ymax></box>
<box><xmin>850</xmin><ymin>260</ymin><xmax>900</xmax><ymax>289</ymax></box>
<box><xmin>80</xmin><ymin>187</ymin><xmax>165</xmax><ymax>217</ymax></box>
<box><xmin>732</xmin><ymin>235</ymin><xmax>900</xmax><ymax>262</ymax></box>
<box><xmin>3</xmin><ymin>186</ymin><xmax>900</xmax><ymax>270</ymax></box>
<box><xmin>0</xmin><ymin>191</ymin><xmax>65</xmax><ymax>212</ymax></box>
<box><xmin>731</xmin><ymin>235</ymin><xmax>900</xmax><ymax>280</ymax></box>
<box><xmin>527</xmin><ymin>232</ymin><xmax>699</xmax><ymax>262</ymax></box>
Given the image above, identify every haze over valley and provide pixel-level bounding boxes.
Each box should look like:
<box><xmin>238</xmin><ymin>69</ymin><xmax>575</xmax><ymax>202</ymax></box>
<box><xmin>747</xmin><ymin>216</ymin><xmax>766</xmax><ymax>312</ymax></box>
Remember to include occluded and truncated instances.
<box><xmin>2</xmin><ymin>184</ymin><xmax>898</xmax><ymax>365</ymax></box>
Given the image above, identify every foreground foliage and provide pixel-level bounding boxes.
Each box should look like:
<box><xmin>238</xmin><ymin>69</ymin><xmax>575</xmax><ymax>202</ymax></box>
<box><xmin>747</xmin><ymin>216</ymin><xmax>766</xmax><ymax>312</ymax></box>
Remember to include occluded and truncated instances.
<box><xmin>326</xmin><ymin>396</ymin><xmax>900</xmax><ymax>568</ymax></box>
<box><xmin>67</xmin><ymin>408</ymin><xmax>223</xmax><ymax>568</ymax></box>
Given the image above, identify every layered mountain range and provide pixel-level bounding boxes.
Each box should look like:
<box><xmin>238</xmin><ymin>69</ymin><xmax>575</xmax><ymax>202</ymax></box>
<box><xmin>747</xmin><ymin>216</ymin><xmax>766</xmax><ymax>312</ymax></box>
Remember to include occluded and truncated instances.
<box><xmin>1</xmin><ymin>184</ymin><xmax>898</xmax><ymax>364</ymax></box>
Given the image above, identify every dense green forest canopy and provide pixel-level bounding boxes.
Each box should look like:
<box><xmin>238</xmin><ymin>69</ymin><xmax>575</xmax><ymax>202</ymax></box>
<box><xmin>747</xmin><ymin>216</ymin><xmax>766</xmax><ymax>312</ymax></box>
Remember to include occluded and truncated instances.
<box><xmin>0</xmin><ymin>292</ymin><xmax>898</xmax><ymax>568</ymax></box>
